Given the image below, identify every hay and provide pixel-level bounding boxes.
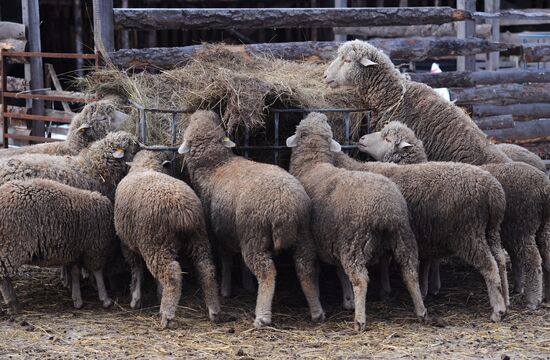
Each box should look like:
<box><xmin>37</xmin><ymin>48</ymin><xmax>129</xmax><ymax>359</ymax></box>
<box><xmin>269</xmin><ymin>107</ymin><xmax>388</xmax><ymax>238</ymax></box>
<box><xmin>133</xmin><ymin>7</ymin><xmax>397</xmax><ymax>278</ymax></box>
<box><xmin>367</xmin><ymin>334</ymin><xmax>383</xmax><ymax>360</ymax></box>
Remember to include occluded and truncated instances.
<box><xmin>80</xmin><ymin>45</ymin><xmax>366</xmax><ymax>146</ymax></box>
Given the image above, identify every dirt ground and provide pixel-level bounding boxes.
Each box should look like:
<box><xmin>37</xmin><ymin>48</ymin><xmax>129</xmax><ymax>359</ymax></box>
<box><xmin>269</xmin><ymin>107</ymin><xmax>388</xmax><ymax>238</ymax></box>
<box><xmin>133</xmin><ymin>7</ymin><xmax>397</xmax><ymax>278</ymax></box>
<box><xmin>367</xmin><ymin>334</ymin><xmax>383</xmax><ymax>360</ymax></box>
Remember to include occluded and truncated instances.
<box><xmin>0</xmin><ymin>263</ymin><xmax>549</xmax><ymax>360</ymax></box>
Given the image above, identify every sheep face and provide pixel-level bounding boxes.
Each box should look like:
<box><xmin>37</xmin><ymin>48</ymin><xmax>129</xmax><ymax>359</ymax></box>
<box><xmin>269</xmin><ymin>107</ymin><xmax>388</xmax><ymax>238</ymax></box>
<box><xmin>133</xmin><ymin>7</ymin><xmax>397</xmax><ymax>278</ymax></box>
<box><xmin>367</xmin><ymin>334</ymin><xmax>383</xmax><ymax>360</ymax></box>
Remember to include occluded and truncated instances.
<box><xmin>70</xmin><ymin>101</ymin><xmax>129</xmax><ymax>144</ymax></box>
<box><xmin>99</xmin><ymin>131</ymin><xmax>140</xmax><ymax>162</ymax></box>
<box><xmin>178</xmin><ymin>110</ymin><xmax>235</xmax><ymax>156</ymax></box>
<box><xmin>286</xmin><ymin>112</ymin><xmax>341</xmax><ymax>152</ymax></box>
<box><xmin>358</xmin><ymin>121</ymin><xmax>425</xmax><ymax>163</ymax></box>
<box><xmin>324</xmin><ymin>40</ymin><xmax>379</xmax><ymax>88</ymax></box>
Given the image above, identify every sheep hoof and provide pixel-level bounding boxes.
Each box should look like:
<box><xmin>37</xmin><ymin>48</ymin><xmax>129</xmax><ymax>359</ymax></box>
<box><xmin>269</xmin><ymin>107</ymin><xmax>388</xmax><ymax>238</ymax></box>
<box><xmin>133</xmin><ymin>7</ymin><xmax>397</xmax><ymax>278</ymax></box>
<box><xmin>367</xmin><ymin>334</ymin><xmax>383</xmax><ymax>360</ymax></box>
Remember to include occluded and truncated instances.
<box><xmin>130</xmin><ymin>298</ymin><xmax>142</xmax><ymax>310</ymax></box>
<box><xmin>160</xmin><ymin>316</ymin><xmax>177</xmax><ymax>330</ymax></box>
<box><xmin>311</xmin><ymin>311</ymin><xmax>325</xmax><ymax>323</ymax></box>
<box><xmin>526</xmin><ymin>302</ymin><xmax>539</xmax><ymax>311</ymax></box>
<box><xmin>253</xmin><ymin>317</ymin><xmax>271</xmax><ymax>328</ymax></box>
<box><xmin>102</xmin><ymin>298</ymin><xmax>113</xmax><ymax>309</ymax></box>
<box><xmin>354</xmin><ymin>320</ymin><xmax>367</xmax><ymax>332</ymax></box>
<box><xmin>342</xmin><ymin>299</ymin><xmax>355</xmax><ymax>310</ymax></box>
<box><xmin>73</xmin><ymin>299</ymin><xmax>83</xmax><ymax>309</ymax></box>
<box><xmin>490</xmin><ymin>310</ymin><xmax>505</xmax><ymax>323</ymax></box>
<box><xmin>209</xmin><ymin>311</ymin><xmax>222</xmax><ymax>323</ymax></box>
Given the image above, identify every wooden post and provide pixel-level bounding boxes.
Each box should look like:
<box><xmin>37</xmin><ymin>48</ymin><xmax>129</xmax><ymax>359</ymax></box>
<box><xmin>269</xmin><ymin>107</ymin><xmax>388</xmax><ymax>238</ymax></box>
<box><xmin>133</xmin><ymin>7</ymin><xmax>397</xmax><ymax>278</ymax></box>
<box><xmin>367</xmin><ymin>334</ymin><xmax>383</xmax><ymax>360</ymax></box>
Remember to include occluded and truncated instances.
<box><xmin>485</xmin><ymin>0</ymin><xmax>500</xmax><ymax>70</ymax></box>
<box><xmin>21</xmin><ymin>0</ymin><xmax>45</xmax><ymax>139</ymax></box>
<box><xmin>120</xmin><ymin>0</ymin><xmax>129</xmax><ymax>49</ymax></box>
<box><xmin>92</xmin><ymin>0</ymin><xmax>115</xmax><ymax>53</ymax></box>
<box><xmin>73</xmin><ymin>0</ymin><xmax>83</xmax><ymax>76</ymax></box>
<box><xmin>457</xmin><ymin>0</ymin><xmax>476</xmax><ymax>71</ymax></box>
<box><xmin>334</xmin><ymin>0</ymin><xmax>347</xmax><ymax>42</ymax></box>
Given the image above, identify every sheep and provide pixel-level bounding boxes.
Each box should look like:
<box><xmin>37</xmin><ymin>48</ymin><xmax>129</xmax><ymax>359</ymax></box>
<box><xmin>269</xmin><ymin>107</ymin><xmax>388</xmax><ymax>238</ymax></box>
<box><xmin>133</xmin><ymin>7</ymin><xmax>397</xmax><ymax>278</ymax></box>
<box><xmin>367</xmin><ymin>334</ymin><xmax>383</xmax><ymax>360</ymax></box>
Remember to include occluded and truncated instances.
<box><xmin>0</xmin><ymin>99</ymin><xmax>128</xmax><ymax>158</ymax></box>
<box><xmin>0</xmin><ymin>131</ymin><xmax>139</xmax><ymax>201</ymax></box>
<box><xmin>324</xmin><ymin>40</ymin><xmax>550</xmax><ymax>309</ymax></box>
<box><xmin>177</xmin><ymin>110</ymin><xmax>325</xmax><ymax>328</ymax></box>
<box><xmin>359</xmin><ymin>121</ymin><xmax>550</xmax><ymax>306</ymax></box>
<box><xmin>0</xmin><ymin>178</ymin><xmax>116</xmax><ymax>313</ymax></box>
<box><xmin>346</xmin><ymin>121</ymin><xmax>508</xmax><ymax>309</ymax></box>
<box><xmin>286</xmin><ymin>112</ymin><xmax>427</xmax><ymax>330</ymax></box>
<box><xmin>496</xmin><ymin>144</ymin><xmax>547</xmax><ymax>174</ymax></box>
<box><xmin>114</xmin><ymin>150</ymin><xmax>221</xmax><ymax>329</ymax></box>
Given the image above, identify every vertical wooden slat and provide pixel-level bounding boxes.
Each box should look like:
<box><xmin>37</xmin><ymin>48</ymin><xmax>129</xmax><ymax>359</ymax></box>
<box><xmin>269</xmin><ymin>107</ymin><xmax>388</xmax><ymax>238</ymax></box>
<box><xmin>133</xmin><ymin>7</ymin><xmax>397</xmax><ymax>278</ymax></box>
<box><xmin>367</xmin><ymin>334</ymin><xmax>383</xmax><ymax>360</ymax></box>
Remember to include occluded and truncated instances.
<box><xmin>92</xmin><ymin>0</ymin><xmax>115</xmax><ymax>53</ymax></box>
<box><xmin>457</xmin><ymin>0</ymin><xmax>476</xmax><ymax>71</ymax></box>
<box><xmin>120</xmin><ymin>0</ymin><xmax>129</xmax><ymax>49</ymax></box>
<box><xmin>22</xmin><ymin>0</ymin><xmax>45</xmax><ymax>139</ymax></box>
<box><xmin>334</xmin><ymin>0</ymin><xmax>347</xmax><ymax>42</ymax></box>
<box><xmin>73</xmin><ymin>0</ymin><xmax>83</xmax><ymax>76</ymax></box>
<box><xmin>485</xmin><ymin>0</ymin><xmax>500</xmax><ymax>71</ymax></box>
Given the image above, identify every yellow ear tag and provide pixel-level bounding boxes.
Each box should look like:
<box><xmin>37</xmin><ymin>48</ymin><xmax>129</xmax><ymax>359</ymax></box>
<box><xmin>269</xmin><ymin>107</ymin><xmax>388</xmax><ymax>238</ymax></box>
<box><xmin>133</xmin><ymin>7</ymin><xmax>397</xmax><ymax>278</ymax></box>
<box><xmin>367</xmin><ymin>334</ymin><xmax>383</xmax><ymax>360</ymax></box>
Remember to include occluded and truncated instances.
<box><xmin>223</xmin><ymin>136</ymin><xmax>230</xmax><ymax>141</ymax></box>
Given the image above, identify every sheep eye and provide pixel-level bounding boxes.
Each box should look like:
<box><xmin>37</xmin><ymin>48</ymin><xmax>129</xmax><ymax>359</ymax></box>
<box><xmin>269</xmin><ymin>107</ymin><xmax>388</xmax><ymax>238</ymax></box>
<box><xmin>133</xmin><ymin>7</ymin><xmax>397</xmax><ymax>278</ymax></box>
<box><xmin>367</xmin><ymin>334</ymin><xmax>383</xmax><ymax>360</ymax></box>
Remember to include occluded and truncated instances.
<box><xmin>343</xmin><ymin>59</ymin><xmax>351</xmax><ymax>63</ymax></box>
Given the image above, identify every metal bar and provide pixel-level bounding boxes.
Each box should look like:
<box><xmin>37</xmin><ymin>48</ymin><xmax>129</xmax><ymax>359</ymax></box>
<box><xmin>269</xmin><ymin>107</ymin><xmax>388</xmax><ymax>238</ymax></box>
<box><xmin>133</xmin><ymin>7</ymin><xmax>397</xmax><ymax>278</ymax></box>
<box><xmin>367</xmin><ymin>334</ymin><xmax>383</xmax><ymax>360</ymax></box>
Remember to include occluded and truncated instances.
<box><xmin>344</xmin><ymin>112</ymin><xmax>351</xmax><ymax>145</ymax></box>
<box><xmin>4</xmin><ymin>133</ymin><xmax>62</xmax><ymax>143</ymax></box>
<box><xmin>139</xmin><ymin>144</ymin><xmax>359</xmax><ymax>152</ymax></box>
<box><xmin>271</xmin><ymin>108</ymin><xmax>369</xmax><ymax>113</ymax></box>
<box><xmin>3</xmin><ymin>92</ymin><xmax>93</xmax><ymax>103</ymax></box>
<box><xmin>244</xmin><ymin>127</ymin><xmax>250</xmax><ymax>158</ymax></box>
<box><xmin>135</xmin><ymin>108</ymin><xmax>141</xmax><ymax>138</ymax></box>
<box><xmin>140</xmin><ymin>109</ymin><xmax>147</xmax><ymax>144</ymax></box>
<box><xmin>1</xmin><ymin>50</ymin><xmax>8</xmax><ymax>148</ymax></box>
<box><xmin>1</xmin><ymin>51</ymin><xmax>98</xmax><ymax>59</ymax></box>
<box><xmin>3</xmin><ymin>112</ymin><xmax>72</xmax><ymax>124</ymax></box>
<box><xmin>274</xmin><ymin>111</ymin><xmax>280</xmax><ymax>165</ymax></box>
<box><xmin>171</xmin><ymin>112</ymin><xmax>177</xmax><ymax>145</ymax></box>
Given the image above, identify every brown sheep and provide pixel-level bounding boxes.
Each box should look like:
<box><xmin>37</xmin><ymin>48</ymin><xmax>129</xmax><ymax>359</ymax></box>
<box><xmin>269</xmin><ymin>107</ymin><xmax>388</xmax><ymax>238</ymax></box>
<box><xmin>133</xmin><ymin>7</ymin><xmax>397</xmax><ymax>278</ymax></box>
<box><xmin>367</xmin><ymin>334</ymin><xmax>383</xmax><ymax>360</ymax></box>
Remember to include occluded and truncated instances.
<box><xmin>178</xmin><ymin>110</ymin><xmax>324</xmax><ymax>328</ymax></box>
<box><xmin>324</xmin><ymin>40</ymin><xmax>550</xmax><ymax>309</ymax></box>
<box><xmin>496</xmin><ymin>144</ymin><xmax>547</xmax><ymax>174</ymax></box>
<box><xmin>115</xmin><ymin>150</ymin><xmax>221</xmax><ymax>329</ymax></box>
<box><xmin>287</xmin><ymin>112</ymin><xmax>427</xmax><ymax>330</ymax></box>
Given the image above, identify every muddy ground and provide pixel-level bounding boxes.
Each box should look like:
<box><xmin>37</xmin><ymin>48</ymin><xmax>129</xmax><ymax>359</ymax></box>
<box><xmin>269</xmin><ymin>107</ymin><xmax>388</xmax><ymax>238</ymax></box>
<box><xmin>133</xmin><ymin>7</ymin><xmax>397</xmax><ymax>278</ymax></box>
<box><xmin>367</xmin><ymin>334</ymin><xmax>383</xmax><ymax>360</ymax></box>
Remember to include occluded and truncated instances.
<box><xmin>0</xmin><ymin>263</ymin><xmax>549</xmax><ymax>359</ymax></box>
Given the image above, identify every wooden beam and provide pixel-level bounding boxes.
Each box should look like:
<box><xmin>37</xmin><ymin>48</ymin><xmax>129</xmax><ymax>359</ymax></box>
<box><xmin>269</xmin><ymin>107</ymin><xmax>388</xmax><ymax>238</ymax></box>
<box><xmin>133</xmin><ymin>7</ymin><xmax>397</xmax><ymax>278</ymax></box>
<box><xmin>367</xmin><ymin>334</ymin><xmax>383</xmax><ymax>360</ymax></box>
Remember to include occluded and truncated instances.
<box><xmin>73</xmin><ymin>0</ymin><xmax>84</xmax><ymax>76</ymax></box>
<box><xmin>484</xmin><ymin>0</ymin><xmax>500</xmax><ymax>71</ymax></box>
<box><xmin>0</xmin><ymin>22</ymin><xmax>26</xmax><ymax>40</ymax></box>
<box><xmin>46</xmin><ymin>64</ymin><xmax>73</xmax><ymax>113</ymax></box>
<box><xmin>333</xmin><ymin>0</ymin><xmax>347</xmax><ymax>42</ymax></box>
<box><xmin>485</xmin><ymin>119</ymin><xmax>550</xmax><ymax>144</ymax></box>
<box><xmin>0</xmin><ymin>76</ymin><xmax>28</xmax><ymax>92</ymax></box>
<box><xmin>457</xmin><ymin>0</ymin><xmax>476</xmax><ymax>71</ymax></box>
<box><xmin>472</xmin><ymin>103</ymin><xmax>550</xmax><ymax>120</ymax></box>
<box><xmin>334</xmin><ymin>23</ymin><xmax>492</xmax><ymax>38</ymax></box>
<box><xmin>109</xmin><ymin>38</ymin><xmax>509</xmax><ymax>69</ymax></box>
<box><xmin>473</xmin><ymin>114</ymin><xmax>514</xmax><ymax>130</ymax></box>
<box><xmin>451</xmin><ymin>83</ymin><xmax>550</xmax><ymax>106</ymax></box>
<box><xmin>113</xmin><ymin>7</ymin><xmax>471</xmax><ymax>31</ymax></box>
<box><xmin>475</xmin><ymin>9</ymin><xmax>550</xmax><ymax>26</ymax></box>
<box><xmin>22</xmin><ymin>0</ymin><xmax>45</xmax><ymax>139</ymax></box>
<box><xmin>409</xmin><ymin>69</ymin><xmax>550</xmax><ymax>88</ymax></box>
<box><xmin>92</xmin><ymin>0</ymin><xmax>114</xmax><ymax>53</ymax></box>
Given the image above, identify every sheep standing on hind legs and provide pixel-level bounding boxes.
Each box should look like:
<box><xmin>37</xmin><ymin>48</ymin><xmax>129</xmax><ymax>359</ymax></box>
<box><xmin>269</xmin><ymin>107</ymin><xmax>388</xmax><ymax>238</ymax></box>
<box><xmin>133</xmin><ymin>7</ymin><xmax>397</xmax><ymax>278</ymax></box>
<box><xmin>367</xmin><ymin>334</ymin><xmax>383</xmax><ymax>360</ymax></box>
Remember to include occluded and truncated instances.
<box><xmin>0</xmin><ymin>179</ymin><xmax>116</xmax><ymax>313</ymax></box>
<box><xmin>178</xmin><ymin>110</ymin><xmax>324</xmax><ymax>328</ymax></box>
<box><xmin>115</xmin><ymin>150</ymin><xmax>221</xmax><ymax>329</ymax></box>
<box><xmin>286</xmin><ymin>112</ymin><xmax>427</xmax><ymax>331</ymax></box>
<box><xmin>324</xmin><ymin>40</ymin><xmax>550</xmax><ymax>308</ymax></box>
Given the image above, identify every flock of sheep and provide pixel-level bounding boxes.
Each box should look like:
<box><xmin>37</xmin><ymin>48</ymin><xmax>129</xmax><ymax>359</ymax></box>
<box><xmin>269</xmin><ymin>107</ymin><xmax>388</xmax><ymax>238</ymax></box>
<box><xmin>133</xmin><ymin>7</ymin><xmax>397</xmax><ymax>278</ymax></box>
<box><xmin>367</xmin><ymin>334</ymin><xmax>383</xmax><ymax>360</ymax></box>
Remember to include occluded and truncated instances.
<box><xmin>0</xmin><ymin>40</ymin><xmax>549</xmax><ymax>332</ymax></box>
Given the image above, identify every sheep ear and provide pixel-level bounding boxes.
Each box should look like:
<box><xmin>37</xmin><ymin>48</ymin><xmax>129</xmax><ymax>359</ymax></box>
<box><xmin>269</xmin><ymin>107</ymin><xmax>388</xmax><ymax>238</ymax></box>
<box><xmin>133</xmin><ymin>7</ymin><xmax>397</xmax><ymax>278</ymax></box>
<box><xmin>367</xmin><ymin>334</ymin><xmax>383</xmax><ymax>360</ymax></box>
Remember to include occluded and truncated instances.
<box><xmin>113</xmin><ymin>148</ymin><xmax>125</xmax><ymax>159</ymax></box>
<box><xmin>222</xmin><ymin>137</ymin><xmax>236</xmax><ymax>148</ymax></box>
<box><xmin>330</xmin><ymin>139</ymin><xmax>342</xmax><ymax>152</ymax></box>
<box><xmin>112</xmin><ymin>110</ymin><xmax>129</xmax><ymax>129</ymax></box>
<box><xmin>77</xmin><ymin>123</ymin><xmax>91</xmax><ymax>133</ymax></box>
<box><xmin>398</xmin><ymin>141</ymin><xmax>413</xmax><ymax>149</ymax></box>
<box><xmin>286</xmin><ymin>134</ymin><xmax>298</xmax><ymax>148</ymax></box>
<box><xmin>162</xmin><ymin>160</ymin><xmax>172</xmax><ymax>168</ymax></box>
<box><xmin>359</xmin><ymin>57</ymin><xmax>377</xmax><ymax>67</ymax></box>
<box><xmin>178</xmin><ymin>141</ymin><xmax>190</xmax><ymax>154</ymax></box>
<box><xmin>125</xmin><ymin>161</ymin><xmax>134</xmax><ymax>167</ymax></box>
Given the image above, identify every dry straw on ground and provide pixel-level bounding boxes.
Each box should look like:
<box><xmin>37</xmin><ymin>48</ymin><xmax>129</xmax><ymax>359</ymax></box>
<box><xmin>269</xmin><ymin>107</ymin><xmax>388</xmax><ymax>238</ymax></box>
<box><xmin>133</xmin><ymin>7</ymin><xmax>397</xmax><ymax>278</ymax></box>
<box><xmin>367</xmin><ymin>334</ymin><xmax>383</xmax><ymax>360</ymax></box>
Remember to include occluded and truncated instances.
<box><xmin>80</xmin><ymin>45</ymin><xmax>367</xmax><ymax>146</ymax></box>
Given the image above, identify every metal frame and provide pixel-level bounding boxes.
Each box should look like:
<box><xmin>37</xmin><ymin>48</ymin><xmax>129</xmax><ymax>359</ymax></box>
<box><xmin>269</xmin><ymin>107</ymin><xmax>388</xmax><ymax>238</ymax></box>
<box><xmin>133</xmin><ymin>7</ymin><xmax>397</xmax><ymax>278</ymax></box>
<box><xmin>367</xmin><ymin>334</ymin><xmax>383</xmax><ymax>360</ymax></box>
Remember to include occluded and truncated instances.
<box><xmin>133</xmin><ymin>102</ymin><xmax>371</xmax><ymax>166</ymax></box>
<box><xmin>0</xmin><ymin>50</ymin><xmax>100</xmax><ymax>147</ymax></box>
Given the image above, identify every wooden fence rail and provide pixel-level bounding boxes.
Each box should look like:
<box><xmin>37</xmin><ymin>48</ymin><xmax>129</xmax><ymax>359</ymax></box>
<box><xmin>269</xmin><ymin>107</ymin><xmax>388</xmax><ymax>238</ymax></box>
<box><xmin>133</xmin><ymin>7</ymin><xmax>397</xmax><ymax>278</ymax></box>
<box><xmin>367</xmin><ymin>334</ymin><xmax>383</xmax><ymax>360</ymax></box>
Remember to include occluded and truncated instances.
<box><xmin>113</xmin><ymin>7</ymin><xmax>470</xmax><ymax>31</ymax></box>
<box><xmin>409</xmin><ymin>69</ymin><xmax>550</xmax><ymax>87</ymax></box>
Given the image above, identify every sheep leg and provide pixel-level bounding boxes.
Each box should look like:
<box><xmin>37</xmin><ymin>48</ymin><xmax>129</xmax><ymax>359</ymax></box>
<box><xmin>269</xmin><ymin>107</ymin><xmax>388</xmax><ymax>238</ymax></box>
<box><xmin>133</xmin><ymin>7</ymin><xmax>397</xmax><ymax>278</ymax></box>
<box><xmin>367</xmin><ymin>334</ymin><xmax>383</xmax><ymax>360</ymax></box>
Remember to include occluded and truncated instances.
<box><xmin>242</xmin><ymin>250</ymin><xmax>277</xmax><ymax>328</ymax></box>
<box><xmin>121</xmin><ymin>245</ymin><xmax>145</xmax><ymax>309</ymax></box>
<box><xmin>379</xmin><ymin>254</ymin><xmax>392</xmax><ymax>300</ymax></box>
<box><xmin>293</xmin><ymin>230</ymin><xmax>325</xmax><ymax>323</ymax></box>
<box><xmin>419</xmin><ymin>260</ymin><xmax>430</xmax><ymax>299</ymax></box>
<box><xmin>241</xmin><ymin>263</ymin><xmax>256</xmax><ymax>293</ymax></box>
<box><xmin>490</xmin><ymin>245</ymin><xmax>510</xmax><ymax>308</ymax></box>
<box><xmin>186</xmin><ymin>232</ymin><xmax>222</xmax><ymax>322</ymax></box>
<box><xmin>510</xmin><ymin>254</ymin><xmax>524</xmax><ymax>294</ymax></box>
<box><xmin>341</xmin><ymin>258</ymin><xmax>369</xmax><ymax>332</ymax></box>
<box><xmin>142</xmin><ymin>248</ymin><xmax>182</xmax><ymax>329</ymax></box>
<box><xmin>336</xmin><ymin>266</ymin><xmax>355</xmax><ymax>310</ymax></box>
<box><xmin>220</xmin><ymin>252</ymin><xmax>233</xmax><ymax>298</ymax></box>
<box><xmin>518</xmin><ymin>239</ymin><xmax>543</xmax><ymax>309</ymax></box>
<box><xmin>428</xmin><ymin>259</ymin><xmax>441</xmax><ymax>296</ymax></box>
<box><xmin>535</xmin><ymin>221</ymin><xmax>550</xmax><ymax>302</ymax></box>
<box><xmin>0</xmin><ymin>277</ymin><xmax>18</xmax><ymax>314</ymax></box>
<box><xmin>70</xmin><ymin>264</ymin><xmax>83</xmax><ymax>309</ymax></box>
<box><xmin>61</xmin><ymin>266</ymin><xmax>71</xmax><ymax>290</ymax></box>
<box><xmin>461</xmin><ymin>243</ymin><xmax>506</xmax><ymax>322</ymax></box>
<box><xmin>93</xmin><ymin>270</ymin><xmax>113</xmax><ymax>308</ymax></box>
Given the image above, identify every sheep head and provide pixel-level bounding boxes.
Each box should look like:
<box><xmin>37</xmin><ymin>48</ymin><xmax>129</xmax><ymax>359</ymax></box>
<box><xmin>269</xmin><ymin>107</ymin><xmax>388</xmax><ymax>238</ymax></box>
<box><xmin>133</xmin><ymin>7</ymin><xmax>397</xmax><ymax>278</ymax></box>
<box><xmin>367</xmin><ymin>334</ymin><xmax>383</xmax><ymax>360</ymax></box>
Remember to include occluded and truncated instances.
<box><xmin>323</xmin><ymin>40</ymin><xmax>397</xmax><ymax>88</ymax></box>
<box><xmin>358</xmin><ymin>121</ymin><xmax>427</xmax><ymax>164</ymax></box>
<box><xmin>91</xmin><ymin>131</ymin><xmax>140</xmax><ymax>162</ymax></box>
<box><xmin>178</xmin><ymin>110</ymin><xmax>235</xmax><ymax>156</ymax></box>
<box><xmin>70</xmin><ymin>100</ymin><xmax>129</xmax><ymax>143</ymax></box>
<box><xmin>286</xmin><ymin>112</ymin><xmax>341</xmax><ymax>153</ymax></box>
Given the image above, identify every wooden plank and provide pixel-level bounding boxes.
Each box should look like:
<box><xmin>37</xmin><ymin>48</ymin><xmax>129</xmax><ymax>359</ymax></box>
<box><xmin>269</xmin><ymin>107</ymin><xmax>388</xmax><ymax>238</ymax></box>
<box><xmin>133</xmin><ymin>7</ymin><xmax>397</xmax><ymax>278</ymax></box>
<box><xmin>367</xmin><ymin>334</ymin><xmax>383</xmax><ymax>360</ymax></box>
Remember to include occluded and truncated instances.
<box><xmin>450</xmin><ymin>83</ymin><xmax>550</xmax><ymax>106</ymax></box>
<box><xmin>457</xmin><ymin>0</ymin><xmax>476</xmax><ymax>71</ymax></box>
<box><xmin>22</xmin><ymin>0</ymin><xmax>45</xmax><ymax>139</ymax></box>
<box><xmin>113</xmin><ymin>7</ymin><xmax>471</xmax><ymax>31</ymax></box>
<box><xmin>93</xmin><ymin>0</ymin><xmax>115</xmax><ymax>53</ymax></box>
<box><xmin>109</xmin><ymin>38</ymin><xmax>509</xmax><ymax>68</ymax></box>
<box><xmin>472</xmin><ymin>103</ymin><xmax>550</xmax><ymax>120</ymax></box>
<box><xmin>3</xmin><ymin>91</ymin><xmax>93</xmax><ymax>103</ymax></box>
<box><xmin>4</xmin><ymin>133</ymin><xmax>62</xmax><ymax>143</ymax></box>
<box><xmin>409</xmin><ymin>69</ymin><xmax>550</xmax><ymax>87</ymax></box>
<box><xmin>473</xmin><ymin>114</ymin><xmax>514</xmax><ymax>130</ymax></box>
<box><xmin>475</xmin><ymin>9</ymin><xmax>550</xmax><ymax>26</ymax></box>
<box><xmin>484</xmin><ymin>119</ymin><xmax>550</xmax><ymax>144</ymax></box>
<box><xmin>0</xmin><ymin>22</ymin><xmax>26</xmax><ymax>40</ymax></box>
<box><xmin>333</xmin><ymin>0</ymin><xmax>347</xmax><ymax>42</ymax></box>
<box><xmin>46</xmin><ymin>64</ymin><xmax>73</xmax><ymax>113</ymax></box>
<box><xmin>334</xmin><ymin>23</ymin><xmax>492</xmax><ymax>38</ymax></box>
<box><xmin>0</xmin><ymin>39</ymin><xmax>26</xmax><ymax>63</ymax></box>
<box><xmin>74</xmin><ymin>0</ymin><xmax>84</xmax><ymax>76</ymax></box>
<box><xmin>484</xmin><ymin>0</ymin><xmax>500</xmax><ymax>71</ymax></box>
<box><xmin>3</xmin><ymin>112</ymin><xmax>72</xmax><ymax>124</ymax></box>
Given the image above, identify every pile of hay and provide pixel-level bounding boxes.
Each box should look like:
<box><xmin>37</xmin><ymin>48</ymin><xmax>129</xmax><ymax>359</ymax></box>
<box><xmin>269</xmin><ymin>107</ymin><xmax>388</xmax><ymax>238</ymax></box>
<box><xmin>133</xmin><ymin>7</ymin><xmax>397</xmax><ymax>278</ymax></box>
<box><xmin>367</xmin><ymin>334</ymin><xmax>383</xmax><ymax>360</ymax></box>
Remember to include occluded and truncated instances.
<box><xmin>81</xmin><ymin>45</ymin><xmax>367</xmax><ymax>145</ymax></box>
